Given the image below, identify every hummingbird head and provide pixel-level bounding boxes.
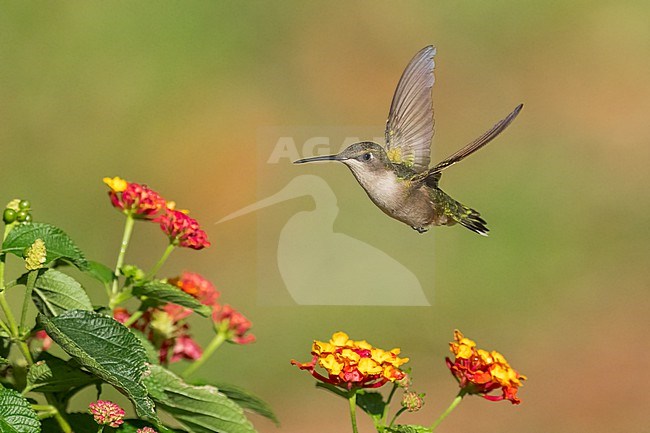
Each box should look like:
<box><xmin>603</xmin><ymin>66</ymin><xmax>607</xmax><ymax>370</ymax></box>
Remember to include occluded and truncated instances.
<box><xmin>294</xmin><ymin>141</ymin><xmax>394</xmax><ymax>187</ymax></box>
<box><xmin>294</xmin><ymin>141</ymin><xmax>391</xmax><ymax>171</ymax></box>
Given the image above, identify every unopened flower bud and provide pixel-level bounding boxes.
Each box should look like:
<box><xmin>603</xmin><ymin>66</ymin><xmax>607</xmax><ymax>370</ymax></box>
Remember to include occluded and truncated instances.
<box><xmin>401</xmin><ymin>391</ymin><xmax>425</xmax><ymax>412</ymax></box>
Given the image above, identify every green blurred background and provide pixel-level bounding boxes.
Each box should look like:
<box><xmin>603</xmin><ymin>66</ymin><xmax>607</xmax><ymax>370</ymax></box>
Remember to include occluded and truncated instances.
<box><xmin>1</xmin><ymin>2</ymin><xmax>649</xmax><ymax>432</ymax></box>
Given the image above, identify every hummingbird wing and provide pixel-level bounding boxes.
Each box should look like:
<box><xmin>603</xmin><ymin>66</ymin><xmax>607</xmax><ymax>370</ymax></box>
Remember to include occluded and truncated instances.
<box><xmin>385</xmin><ymin>46</ymin><xmax>436</xmax><ymax>173</ymax></box>
<box><xmin>428</xmin><ymin>103</ymin><xmax>523</xmax><ymax>174</ymax></box>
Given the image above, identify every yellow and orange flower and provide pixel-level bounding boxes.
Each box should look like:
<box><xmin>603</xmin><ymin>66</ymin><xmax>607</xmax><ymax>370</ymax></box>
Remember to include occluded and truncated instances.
<box><xmin>291</xmin><ymin>331</ymin><xmax>409</xmax><ymax>390</ymax></box>
<box><xmin>446</xmin><ymin>330</ymin><xmax>526</xmax><ymax>404</ymax></box>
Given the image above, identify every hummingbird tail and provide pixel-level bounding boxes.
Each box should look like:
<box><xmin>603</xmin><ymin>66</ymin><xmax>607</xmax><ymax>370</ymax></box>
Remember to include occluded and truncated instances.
<box><xmin>438</xmin><ymin>191</ymin><xmax>489</xmax><ymax>236</ymax></box>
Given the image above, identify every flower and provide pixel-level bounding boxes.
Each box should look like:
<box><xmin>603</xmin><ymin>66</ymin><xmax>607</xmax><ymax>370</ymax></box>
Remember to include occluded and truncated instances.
<box><xmin>157</xmin><ymin>209</ymin><xmax>210</xmax><ymax>250</ymax></box>
<box><xmin>137</xmin><ymin>428</ymin><xmax>157</xmax><ymax>433</ymax></box>
<box><xmin>169</xmin><ymin>334</ymin><xmax>203</xmax><ymax>362</ymax></box>
<box><xmin>291</xmin><ymin>331</ymin><xmax>409</xmax><ymax>390</ymax></box>
<box><xmin>445</xmin><ymin>330</ymin><xmax>526</xmax><ymax>404</ymax></box>
<box><xmin>212</xmin><ymin>304</ymin><xmax>255</xmax><ymax>344</ymax></box>
<box><xmin>168</xmin><ymin>272</ymin><xmax>219</xmax><ymax>306</ymax></box>
<box><xmin>114</xmin><ymin>306</ymin><xmax>203</xmax><ymax>364</ymax></box>
<box><xmin>31</xmin><ymin>330</ymin><xmax>52</xmax><ymax>351</ymax></box>
<box><xmin>88</xmin><ymin>400</ymin><xmax>125</xmax><ymax>428</ymax></box>
<box><xmin>24</xmin><ymin>238</ymin><xmax>46</xmax><ymax>270</ymax></box>
<box><xmin>104</xmin><ymin>176</ymin><xmax>166</xmax><ymax>219</ymax></box>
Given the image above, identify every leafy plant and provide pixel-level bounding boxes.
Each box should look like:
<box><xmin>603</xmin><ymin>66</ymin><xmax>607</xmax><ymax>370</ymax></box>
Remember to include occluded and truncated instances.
<box><xmin>0</xmin><ymin>180</ymin><xmax>276</xmax><ymax>433</ymax></box>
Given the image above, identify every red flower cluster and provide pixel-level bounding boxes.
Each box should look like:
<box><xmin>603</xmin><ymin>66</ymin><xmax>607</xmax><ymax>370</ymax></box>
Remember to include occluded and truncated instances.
<box><xmin>213</xmin><ymin>304</ymin><xmax>255</xmax><ymax>345</ymax></box>
<box><xmin>446</xmin><ymin>330</ymin><xmax>526</xmax><ymax>404</ymax></box>
<box><xmin>104</xmin><ymin>177</ymin><xmax>166</xmax><ymax>220</ymax></box>
<box><xmin>169</xmin><ymin>271</ymin><xmax>220</xmax><ymax>306</ymax></box>
<box><xmin>158</xmin><ymin>209</ymin><xmax>211</xmax><ymax>250</ymax></box>
<box><xmin>116</xmin><ymin>272</ymin><xmax>254</xmax><ymax>364</ymax></box>
<box><xmin>88</xmin><ymin>400</ymin><xmax>125</xmax><ymax>428</ymax></box>
<box><xmin>104</xmin><ymin>176</ymin><xmax>210</xmax><ymax>250</ymax></box>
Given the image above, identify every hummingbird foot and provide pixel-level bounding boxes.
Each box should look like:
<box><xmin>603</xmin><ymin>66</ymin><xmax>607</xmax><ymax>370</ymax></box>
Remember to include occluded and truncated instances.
<box><xmin>413</xmin><ymin>226</ymin><xmax>429</xmax><ymax>234</ymax></box>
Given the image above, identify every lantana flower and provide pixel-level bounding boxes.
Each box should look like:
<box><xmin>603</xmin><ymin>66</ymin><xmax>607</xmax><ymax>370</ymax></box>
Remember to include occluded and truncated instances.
<box><xmin>88</xmin><ymin>400</ymin><xmax>125</xmax><ymax>428</ymax></box>
<box><xmin>212</xmin><ymin>303</ymin><xmax>255</xmax><ymax>344</ymax></box>
<box><xmin>291</xmin><ymin>331</ymin><xmax>409</xmax><ymax>390</ymax></box>
<box><xmin>137</xmin><ymin>428</ymin><xmax>158</xmax><ymax>433</ymax></box>
<box><xmin>158</xmin><ymin>209</ymin><xmax>211</xmax><ymax>250</ymax></box>
<box><xmin>445</xmin><ymin>329</ymin><xmax>526</xmax><ymax>404</ymax></box>
<box><xmin>114</xmin><ymin>305</ymin><xmax>203</xmax><ymax>364</ymax></box>
<box><xmin>169</xmin><ymin>272</ymin><xmax>219</xmax><ymax>306</ymax></box>
<box><xmin>104</xmin><ymin>176</ymin><xmax>166</xmax><ymax>219</ymax></box>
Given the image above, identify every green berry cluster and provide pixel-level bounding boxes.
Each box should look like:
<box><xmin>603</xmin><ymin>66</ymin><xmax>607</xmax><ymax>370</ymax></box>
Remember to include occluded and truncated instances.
<box><xmin>3</xmin><ymin>199</ymin><xmax>32</xmax><ymax>224</ymax></box>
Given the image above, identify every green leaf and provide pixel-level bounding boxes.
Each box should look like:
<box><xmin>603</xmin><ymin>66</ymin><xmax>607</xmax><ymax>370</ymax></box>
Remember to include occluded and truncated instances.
<box><xmin>207</xmin><ymin>382</ymin><xmax>278</xmax><ymax>425</ymax></box>
<box><xmin>133</xmin><ymin>281</ymin><xmax>211</xmax><ymax>317</ymax></box>
<box><xmin>130</xmin><ymin>329</ymin><xmax>159</xmax><ymax>365</ymax></box>
<box><xmin>2</xmin><ymin>222</ymin><xmax>88</xmax><ymax>270</ymax></box>
<box><xmin>315</xmin><ymin>381</ymin><xmax>351</xmax><ymax>399</ymax></box>
<box><xmin>85</xmin><ymin>261</ymin><xmax>115</xmax><ymax>286</ymax></box>
<box><xmin>356</xmin><ymin>390</ymin><xmax>386</xmax><ymax>418</ymax></box>
<box><xmin>37</xmin><ymin>310</ymin><xmax>157</xmax><ymax>422</ymax></box>
<box><xmin>25</xmin><ymin>353</ymin><xmax>97</xmax><ymax>393</ymax></box>
<box><xmin>145</xmin><ymin>365</ymin><xmax>257</xmax><ymax>433</ymax></box>
<box><xmin>0</xmin><ymin>384</ymin><xmax>41</xmax><ymax>433</ymax></box>
<box><xmin>386</xmin><ymin>425</ymin><xmax>432</xmax><ymax>433</ymax></box>
<box><xmin>28</xmin><ymin>269</ymin><xmax>93</xmax><ymax>317</ymax></box>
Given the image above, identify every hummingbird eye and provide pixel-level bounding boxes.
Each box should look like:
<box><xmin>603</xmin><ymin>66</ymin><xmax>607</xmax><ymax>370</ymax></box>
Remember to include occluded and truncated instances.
<box><xmin>362</xmin><ymin>152</ymin><xmax>372</xmax><ymax>161</ymax></box>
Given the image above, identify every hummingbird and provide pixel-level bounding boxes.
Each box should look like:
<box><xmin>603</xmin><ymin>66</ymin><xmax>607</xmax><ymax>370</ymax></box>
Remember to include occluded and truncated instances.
<box><xmin>294</xmin><ymin>46</ymin><xmax>523</xmax><ymax>236</ymax></box>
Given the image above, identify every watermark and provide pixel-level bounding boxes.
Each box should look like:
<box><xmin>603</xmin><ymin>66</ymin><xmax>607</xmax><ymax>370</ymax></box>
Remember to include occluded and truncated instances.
<box><xmin>217</xmin><ymin>126</ymin><xmax>432</xmax><ymax>306</ymax></box>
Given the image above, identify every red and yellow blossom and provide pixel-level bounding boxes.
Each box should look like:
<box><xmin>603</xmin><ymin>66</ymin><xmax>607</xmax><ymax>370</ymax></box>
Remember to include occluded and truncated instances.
<box><xmin>158</xmin><ymin>209</ymin><xmax>211</xmax><ymax>250</ymax></box>
<box><xmin>291</xmin><ymin>331</ymin><xmax>409</xmax><ymax>390</ymax></box>
<box><xmin>445</xmin><ymin>330</ymin><xmax>526</xmax><ymax>404</ymax></box>
<box><xmin>103</xmin><ymin>176</ymin><xmax>166</xmax><ymax>219</ymax></box>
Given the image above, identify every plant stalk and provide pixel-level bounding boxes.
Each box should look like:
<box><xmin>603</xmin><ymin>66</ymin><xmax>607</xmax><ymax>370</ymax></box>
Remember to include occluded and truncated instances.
<box><xmin>181</xmin><ymin>327</ymin><xmax>226</xmax><ymax>379</ymax></box>
<box><xmin>430</xmin><ymin>390</ymin><xmax>466</xmax><ymax>430</ymax></box>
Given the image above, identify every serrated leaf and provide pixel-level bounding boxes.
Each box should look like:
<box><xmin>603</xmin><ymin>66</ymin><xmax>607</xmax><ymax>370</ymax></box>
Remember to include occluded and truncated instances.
<box><xmin>28</xmin><ymin>269</ymin><xmax>93</xmax><ymax>317</ymax></box>
<box><xmin>2</xmin><ymin>223</ymin><xmax>88</xmax><ymax>270</ymax></box>
<box><xmin>37</xmin><ymin>310</ymin><xmax>157</xmax><ymax>422</ymax></box>
<box><xmin>0</xmin><ymin>384</ymin><xmax>41</xmax><ymax>433</ymax></box>
<box><xmin>130</xmin><ymin>329</ymin><xmax>159</xmax><ymax>365</ymax></box>
<box><xmin>386</xmin><ymin>425</ymin><xmax>432</xmax><ymax>433</ymax></box>
<box><xmin>25</xmin><ymin>353</ymin><xmax>97</xmax><ymax>393</ymax></box>
<box><xmin>133</xmin><ymin>281</ymin><xmax>211</xmax><ymax>317</ymax></box>
<box><xmin>209</xmin><ymin>382</ymin><xmax>278</xmax><ymax>425</ymax></box>
<box><xmin>85</xmin><ymin>261</ymin><xmax>115</xmax><ymax>286</ymax></box>
<box><xmin>145</xmin><ymin>365</ymin><xmax>256</xmax><ymax>433</ymax></box>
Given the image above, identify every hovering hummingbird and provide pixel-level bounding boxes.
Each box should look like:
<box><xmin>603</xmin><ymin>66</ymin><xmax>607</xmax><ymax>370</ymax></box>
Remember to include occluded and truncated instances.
<box><xmin>294</xmin><ymin>46</ymin><xmax>523</xmax><ymax>236</ymax></box>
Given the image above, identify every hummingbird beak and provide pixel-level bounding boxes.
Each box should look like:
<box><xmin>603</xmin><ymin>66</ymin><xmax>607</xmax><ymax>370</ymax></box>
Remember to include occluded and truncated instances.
<box><xmin>293</xmin><ymin>154</ymin><xmax>340</xmax><ymax>164</ymax></box>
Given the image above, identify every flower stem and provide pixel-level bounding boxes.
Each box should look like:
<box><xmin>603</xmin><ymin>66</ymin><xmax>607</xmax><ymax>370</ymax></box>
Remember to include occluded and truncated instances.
<box><xmin>146</xmin><ymin>243</ymin><xmax>175</xmax><ymax>280</ymax></box>
<box><xmin>110</xmin><ymin>214</ymin><xmax>135</xmax><ymax>300</ymax></box>
<box><xmin>430</xmin><ymin>390</ymin><xmax>466</xmax><ymax>430</ymax></box>
<box><xmin>381</xmin><ymin>382</ymin><xmax>398</xmax><ymax>427</ymax></box>
<box><xmin>19</xmin><ymin>270</ymin><xmax>38</xmax><ymax>334</ymax></box>
<box><xmin>181</xmin><ymin>328</ymin><xmax>226</xmax><ymax>380</ymax></box>
<box><xmin>389</xmin><ymin>407</ymin><xmax>407</xmax><ymax>427</ymax></box>
<box><xmin>44</xmin><ymin>396</ymin><xmax>72</xmax><ymax>433</ymax></box>
<box><xmin>123</xmin><ymin>310</ymin><xmax>143</xmax><ymax>328</ymax></box>
<box><xmin>348</xmin><ymin>392</ymin><xmax>359</xmax><ymax>433</ymax></box>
